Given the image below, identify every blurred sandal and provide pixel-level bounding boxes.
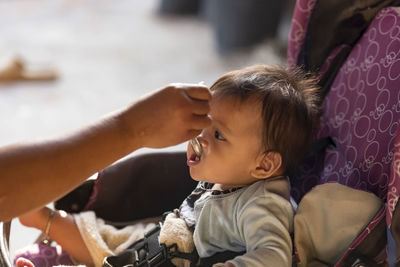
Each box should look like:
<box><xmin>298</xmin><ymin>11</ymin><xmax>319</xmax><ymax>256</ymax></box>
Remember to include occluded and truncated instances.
<box><xmin>0</xmin><ymin>56</ymin><xmax>57</xmax><ymax>82</ymax></box>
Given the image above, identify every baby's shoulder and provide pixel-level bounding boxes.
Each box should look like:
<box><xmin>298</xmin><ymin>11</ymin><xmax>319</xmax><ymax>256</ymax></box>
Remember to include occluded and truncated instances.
<box><xmin>245</xmin><ymin>177</ymin><xmax>291</xmax><ymax>200</ymax></box>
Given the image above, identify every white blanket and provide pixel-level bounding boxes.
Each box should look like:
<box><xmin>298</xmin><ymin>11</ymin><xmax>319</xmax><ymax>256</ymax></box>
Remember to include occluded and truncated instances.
<box><xmin>74</xmin><ymin>211</ymin><xmax>157</xmax><ymax>267</ymax></box>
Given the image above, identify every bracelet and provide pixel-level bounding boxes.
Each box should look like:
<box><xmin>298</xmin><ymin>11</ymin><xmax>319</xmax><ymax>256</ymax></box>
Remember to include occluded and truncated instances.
<box><xmin>41</xmin><ymin>209</ymin><xmax>55</xmax><ymax>245</ymax></box>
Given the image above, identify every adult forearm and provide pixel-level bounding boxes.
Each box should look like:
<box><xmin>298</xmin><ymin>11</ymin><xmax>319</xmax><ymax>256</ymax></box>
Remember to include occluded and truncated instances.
<box><xmin>0</xmin><ymin>83</ymin><xmax>211</xmax><ymax>221</ymax></box>
<box><xmin>0</xmin><ymin>113</ymin><xmax>138</xmax><ymax>221</ymax></box>
<box><xmin>0</xmin><ymin>84</ymin><xmax>211</xmax><ymax>221</ymax></box>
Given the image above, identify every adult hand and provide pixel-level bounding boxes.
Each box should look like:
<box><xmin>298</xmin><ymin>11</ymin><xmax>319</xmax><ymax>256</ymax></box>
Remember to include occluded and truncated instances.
<box><xmin>120</xmin><ymin>83</ymin><xmax>211</xmax><ymax>148</ymax></box>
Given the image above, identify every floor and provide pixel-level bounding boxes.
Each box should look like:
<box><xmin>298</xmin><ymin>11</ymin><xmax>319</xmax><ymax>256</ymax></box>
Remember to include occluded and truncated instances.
<box><xmin>0</xmin><ymin>0</ymin><xmax>287</xmax><ymax>260</ymax></box>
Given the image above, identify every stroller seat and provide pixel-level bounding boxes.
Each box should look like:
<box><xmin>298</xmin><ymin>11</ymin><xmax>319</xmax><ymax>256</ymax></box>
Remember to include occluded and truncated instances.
<box><xmin>289</xmin><ymin>5</ymin><xmax>400</xmax><ymax>266</ymax></box>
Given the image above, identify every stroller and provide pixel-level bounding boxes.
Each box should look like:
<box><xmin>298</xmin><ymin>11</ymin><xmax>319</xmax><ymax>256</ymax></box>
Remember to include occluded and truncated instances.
<box><xmin>2</xmin><ymin>0</ymin><xmax>400</xmax><ymax>266</ymax></box>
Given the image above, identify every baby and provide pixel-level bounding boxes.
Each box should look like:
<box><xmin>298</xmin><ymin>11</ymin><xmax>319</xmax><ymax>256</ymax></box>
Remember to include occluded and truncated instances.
<box><xmin>19</xmin><ymin>64</ymin><xmax>319</xmax><ymax>267</ymax></box>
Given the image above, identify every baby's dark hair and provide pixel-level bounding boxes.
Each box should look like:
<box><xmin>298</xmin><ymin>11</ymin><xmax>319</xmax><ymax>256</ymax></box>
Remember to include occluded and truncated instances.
<box><xmin>210</xmin><ymin>64</ymin><xmax>320</xmax><ymax>174</ymax></box>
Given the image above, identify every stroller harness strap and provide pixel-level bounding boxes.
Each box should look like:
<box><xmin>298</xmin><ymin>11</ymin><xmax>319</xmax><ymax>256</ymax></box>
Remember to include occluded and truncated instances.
<box><xmin>102</xmin><ymin>223</ymin><xmax>199</xmax><ymax>267</ymax></box>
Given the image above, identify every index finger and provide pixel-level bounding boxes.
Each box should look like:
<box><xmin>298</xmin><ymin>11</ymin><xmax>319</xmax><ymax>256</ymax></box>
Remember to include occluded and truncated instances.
<box><xmin>184</xmin><ymin>85</ymin><xmax>212</xmax><ymax>101</ymax></box>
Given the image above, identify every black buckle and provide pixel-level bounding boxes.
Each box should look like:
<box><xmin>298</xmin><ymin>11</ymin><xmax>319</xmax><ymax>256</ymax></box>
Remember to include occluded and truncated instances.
<box><xmin>143</xmin><ymin>223</ymin><xmax>198</xmax><ymax>267</ymax></box>
<box><xmin>102</xmin><ymin>223</ymin><xmax>173</xmax><ymax>267</ymax></box>
<box><xmin>142</xmin><ymin>223</ymin><xmax>186</xmax><ymax>267</ymax></box>
<box><xmin>137</xmin><ymin>223</ymin><xmax>169</xmax><ymax>267</ymax></box>
<box><xmin>104</xmin><ymin>222</ymin><xmax>197</xmax><ymax>267</ymax></box>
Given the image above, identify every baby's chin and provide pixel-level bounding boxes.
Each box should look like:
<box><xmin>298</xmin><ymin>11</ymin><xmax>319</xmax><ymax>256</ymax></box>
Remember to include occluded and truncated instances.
<box><xmin>189</xmin><ymin>169</ymin><xmax>203</xmax><ymax>182</ymax></box>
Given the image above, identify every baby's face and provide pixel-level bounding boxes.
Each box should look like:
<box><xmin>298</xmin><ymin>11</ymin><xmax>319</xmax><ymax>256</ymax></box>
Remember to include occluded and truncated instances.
<box><xmin>187</xmin><ymin>96</ymin><xmax>264</xmax><ymax>189</ymax></box>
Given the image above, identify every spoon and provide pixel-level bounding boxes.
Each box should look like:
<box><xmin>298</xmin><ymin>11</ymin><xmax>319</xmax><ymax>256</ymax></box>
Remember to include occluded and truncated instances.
<box><xmin>190</xmin><ymin>138</ymin><xmax>202</xmax><ymax>157</ymax></box>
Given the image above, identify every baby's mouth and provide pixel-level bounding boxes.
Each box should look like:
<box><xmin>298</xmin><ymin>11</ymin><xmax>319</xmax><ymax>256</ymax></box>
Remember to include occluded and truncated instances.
<box><xmin>187</xmin><ymin>151</ymin><xmax>201</xmax><ymax>166</ymax></box>
<box><xmin>190</xmin><ymin>153</ymin><xmax>201</xmax><ymax>162</ymax></box>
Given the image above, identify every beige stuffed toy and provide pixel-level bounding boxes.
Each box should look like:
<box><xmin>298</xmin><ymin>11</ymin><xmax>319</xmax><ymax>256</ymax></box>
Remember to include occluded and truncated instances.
<box><xmin>159</xmin><ymin>210</ymin><xmax>196</xmax><ymax>267</ymax></box>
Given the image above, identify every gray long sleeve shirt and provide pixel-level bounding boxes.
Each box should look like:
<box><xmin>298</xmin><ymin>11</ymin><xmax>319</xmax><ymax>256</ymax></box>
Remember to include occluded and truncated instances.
<box><xmin>192</xmin><ymin>179</ymin><xmax>294</xmax><ymax>267</ymax></box>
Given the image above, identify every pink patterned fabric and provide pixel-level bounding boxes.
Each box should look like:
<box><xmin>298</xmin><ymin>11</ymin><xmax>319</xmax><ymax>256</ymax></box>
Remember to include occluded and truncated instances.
<box><xmin>13</xmin><ymin>243</ymin><xmax>74</xmax><ymax>267</ymax></box>
<box><xmin>291</xmin><ymin>6</ymin><xmax>400</xmax><ymax>229</ymax></box>
<box><xmin>286</xmin><ymin>0</ymin><xmax>316</xmax><ymax>69</ymax></box>
<box><xmin>389</xmin><ymin>126</ymin><xmax>400</xmax><ymax>226</ymax></box>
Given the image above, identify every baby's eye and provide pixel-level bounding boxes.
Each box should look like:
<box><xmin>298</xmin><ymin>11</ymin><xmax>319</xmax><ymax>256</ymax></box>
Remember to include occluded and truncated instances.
<box><xmin>214</xmin><ymin>130</ymin><xmax>226</xmax><ymax>141</ymax></box>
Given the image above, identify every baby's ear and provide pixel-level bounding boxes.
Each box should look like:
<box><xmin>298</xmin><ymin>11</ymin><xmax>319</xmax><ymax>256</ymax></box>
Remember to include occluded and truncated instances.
<box><xmin>251</xmin><ymin>151</ymin><xmax>282</xmax><ymax>179</ymax></box>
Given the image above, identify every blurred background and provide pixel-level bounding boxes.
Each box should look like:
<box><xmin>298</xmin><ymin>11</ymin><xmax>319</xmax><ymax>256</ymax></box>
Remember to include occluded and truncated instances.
<box><xmin>0</xmin><ymin>0</ymin><xmax>294</xmax><ymax>259</ymax></box>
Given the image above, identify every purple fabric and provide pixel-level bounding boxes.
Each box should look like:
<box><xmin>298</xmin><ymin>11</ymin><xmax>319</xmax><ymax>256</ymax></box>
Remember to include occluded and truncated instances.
<box><xmin>291</xmin><ymin>6</ymin><xmax>400</xmax><ymax>228</ymax></box>
<box><xmin>389</xmin><ymin>124</ymin><xmax>400</xmax><ymax>226</ymax></box>
<box><xmin>13</xmin><ymin>243</ymin><xmax>74</xmax><ymax>267</ymax></box>
<box><xmin>286</xmin><ymin>0</ymin><xmax>317</xmax><ymax>69</ymax></box>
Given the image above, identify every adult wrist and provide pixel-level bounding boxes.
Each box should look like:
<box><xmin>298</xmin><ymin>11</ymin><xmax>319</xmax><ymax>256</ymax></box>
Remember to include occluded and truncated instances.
<box><xmin>41</xmin><ymin>209</ymin><xmax>55</xmax><ymax>245</ymax></box>
<box><xmin>117</xmin><ymin>103</ymin><xmax>146</xmax><ymax>150</ymax></box>
<box><xmin>35</xmin><ymin>208</ymin><xmax>52</xmax><ymax>231</ymax></box>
